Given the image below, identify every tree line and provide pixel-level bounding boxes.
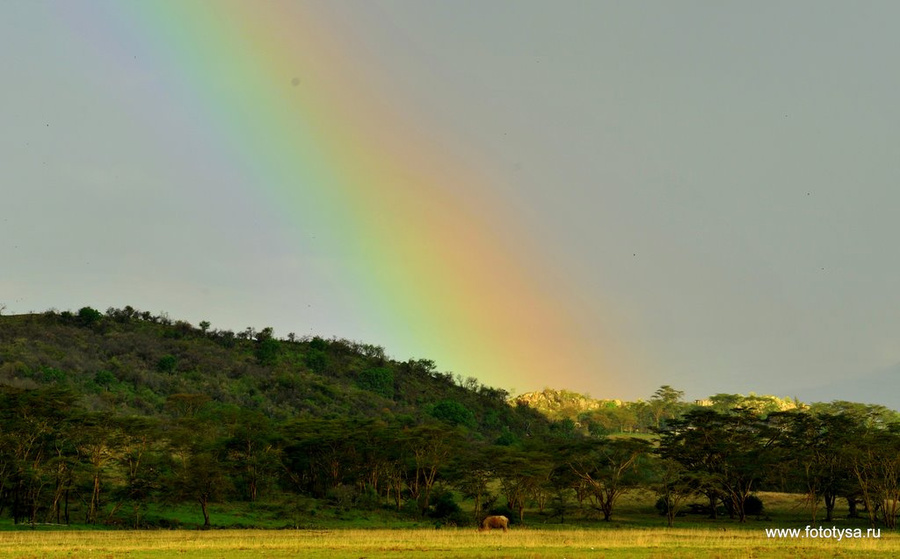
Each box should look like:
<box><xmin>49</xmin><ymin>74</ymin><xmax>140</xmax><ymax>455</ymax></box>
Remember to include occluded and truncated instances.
<box><xmin>1</xmin><ymin>308</ymin><xmax>899</xmax><ymax>529</ymax></box>
<box><xmin>2</xmin><ymin>383</ymin><xmax>899</xmax><ymax>529</ymax></box>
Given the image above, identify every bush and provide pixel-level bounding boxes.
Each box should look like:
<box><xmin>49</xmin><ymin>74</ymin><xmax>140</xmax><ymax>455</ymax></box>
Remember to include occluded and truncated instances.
<box><xmin>255</xmin><ymin>338</ymin><xmax>280</xmax><ymax>366</ymax></box>
<box><xmin>94</xmin><ymin>370</ymin><xmax>115</xmax><ymax>389</ymax></box>
<box><xmin>430</xmin><ymin>491</ymin><xmax>460</xmax><ymax>518</ymax></box>
<box><xmin>429</xmin><ymin>400</ymin><xmax>475</xmax><ymax>428</ymax></box>
<box><xmin>78</xmin><ymin>306</ymin><xmax>103</xmax><ymax>326</ymax></box>
<box><xmin>495</xmin><ymin>431</ymin><xmax>519</xmax><ymax>446</ymax></box>
<box><xmin>157</xmin><ymin>355</ymin><xmax>177</xmax><ymax>373</ymax></box>
<box><xmin>357</xmin><ymin>367</ymin><xmax>394</xmax><ymax>399</ymax></box>
<box><xmin>356</xmin><ymin>486</ymin><xmax>381</xmax><ymax>511</ymax></box>
<box><xmin>429</xmin><ymin>491</ymin><xmax>469</xmax><ymax>527</ymax></box>
<box><xmin>744</xmin><ymin>494</ymin><xmax>764</xmax><ymax>516</ymax></box>
<box><xmin>326</xmin><ymin>484</ymin><xmax>356</xmax><ymax>511</ymax></box>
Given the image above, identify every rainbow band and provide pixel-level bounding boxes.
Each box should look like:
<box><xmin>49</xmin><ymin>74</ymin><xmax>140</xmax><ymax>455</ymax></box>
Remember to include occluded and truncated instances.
<box><xmin>63</xmin><ymin>1</ymin><xmax>604</xmax><ymax>392</ymax></box>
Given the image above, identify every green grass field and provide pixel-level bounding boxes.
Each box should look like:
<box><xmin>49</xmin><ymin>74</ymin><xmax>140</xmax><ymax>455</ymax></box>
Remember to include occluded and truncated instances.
<box><xmin>1</xmin><ymin>492</ymin><xmax>896</xmax><ymax>557</ymax></box>
<box><xmin>0</xmin><ymin>526</ymin><xmax>897</xmax><ymax>559</ymax></box>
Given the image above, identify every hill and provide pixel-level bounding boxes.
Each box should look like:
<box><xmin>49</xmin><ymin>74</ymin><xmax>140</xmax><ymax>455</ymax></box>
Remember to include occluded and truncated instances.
<box><xmin>3</xmin><ymin>306</ymin><xmax>899</xmax><ymax>532</ymax></box>
<box><xmin>0</xmin><ymin>307</ymin><xmax>544</xmax><ymax>440</ymax></box>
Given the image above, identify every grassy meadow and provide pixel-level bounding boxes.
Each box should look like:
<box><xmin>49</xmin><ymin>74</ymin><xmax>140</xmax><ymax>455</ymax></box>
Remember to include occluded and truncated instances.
<box><xmin>1</xmin><ymin>492</ymin><xmax>897</xmax><ymax>558</ymax></box>
<box><xmin>0</xmin><ymin>526</ymin><xmax>897</xmax><ymax>559</ymax></box>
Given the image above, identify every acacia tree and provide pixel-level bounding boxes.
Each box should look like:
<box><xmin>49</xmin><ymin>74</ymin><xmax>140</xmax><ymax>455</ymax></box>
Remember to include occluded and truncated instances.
<box><xmin>772</xmin><ymin>411</ymin><xmax>857</xmax><ymax>522</ymax></box>
<box><xmin>446</xmin><ymin>443</ymin><xmax>495</xmax><ymax>521</ymax></box>
<box><xmin>0</xmin><ymin>387</ymin><xmax>74</xmax><ymax>524</ymax></box>
<box><xmin>280</xmin><ymin>419</ymin><xmax>356</xmax><ymax>498</ymax></box>
<box><xmin>111</xmin><ymin>417</ymin><xmax>162</xmax><ymax>528</ymax></box>
<box><xmin>653</xmin><ymin>457</ymin><xmax>700</xmax><ymax>527</ymax></box>
<box><xmin>71</xmin><ymin>412</ymin><xmax>120</xmax><ymax>524</ymax></box>
<box><xmin>402</xmin><ymin>424</ymin><xmax>460</xmax><ymax>517</ymax></box>
<box><xmin>166</xmin><ymin>415</ymin><xmax>230</xmax><ymax>528</ymax></box>
<box><xmin>564</xmin><ymin>437</ymin><xmax>651</xmax><ymax>521</ymax></box>
<box><xmin>492</xmin><ymin>445</ymin><xmax>555</xmax><ymax>523</ymax></box>
<box><xmin>43</xmin><ymin>432</ymin><xmax>77</xmax><ymax>525</ymax></box>
<box><xmin>350</xmin><ymin>422</ymin><xmax>402</xmax><ymax>506</ymax></box>
<box><xmin>657</xmin><ymin>408</ymin><xmax>778</xmax><ymax>522</ymax></box>
<box><xmin>851</xmin><ymin>426</ymin><xmax>900</xmax><ymax>528</ymax></box>
<box><xmin>649</xmin><ymin>386</ymin><xmax>686</xmax><ymax>430</ymax></box>
<box><xmin>219</xmin><ymin>409</ymin><xmax>279</xmax><ymax>502</ymax></box>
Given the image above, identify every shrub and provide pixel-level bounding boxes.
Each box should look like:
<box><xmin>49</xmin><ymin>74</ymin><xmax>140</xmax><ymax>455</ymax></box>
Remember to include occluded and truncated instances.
<box><xmin>429</xmin><ymin>491</ymin><xmax>469</xmax><ymax>527</ymax></box>
<box><xmin>356</xmin><ymin>367</ymin><xmax>394</xmax><ymax>399</ymax></box>
<box><xmin>429</xmin><ymin>400</ymin><xmax>475</xmax><ymax>427</ymax></box>
<box><xmin>744</xmin><ymin>494</ymin><xmax>764</xmax><ymax>516</ymax></box>
<box><xmin>430</xmin><ymin>491</ymin><xmax>460</xmax><ymax>519</ymax></box>
<box><xmin>495</xmin><ymin>431</ymin><xmax>519</xmax><ymax>446</ymax></box>
<box><xmin>156</xmin><ymin>355</ymin><xmax>177</xmax><ymax>373</ymax></box>
<box><xmin>255</xmin><ymin>338</ymin><xmax>280</xmax><ymax>366</ymax></box>
<box><xmin>94</xmin><ymin>370</ymin><xmax>115</xmax><ymax>388</ymax></box>
<box><xmin>78</xmin><ymin>306</ymin><xmax>103</xmax><ymax>326</ymax></box>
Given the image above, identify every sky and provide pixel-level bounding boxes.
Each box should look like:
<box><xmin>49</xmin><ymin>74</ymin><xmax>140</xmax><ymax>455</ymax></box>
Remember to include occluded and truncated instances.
<box><xmin>2</xmin><ymin>1</ymin><xmax>899</xmax><ymax>407</ymax></box>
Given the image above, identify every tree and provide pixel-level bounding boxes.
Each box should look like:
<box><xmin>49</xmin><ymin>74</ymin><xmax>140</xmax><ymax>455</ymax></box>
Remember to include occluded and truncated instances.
<box><xmin>0</xmin><ymin>387</ymin><xmax>76</xmax><ymax>525</ymax></box>
<box><xmin>280</xmin><ymin>419</ymin><xmax>356</xmax><ymax>498</ymax></box>
<box><xmin>649</xmin><ymin>385</ymin><xmax>685</xmax><ymax>429</ymax></box>
<box><xmin>219</xmin><ymin>409</ymin><xmax>279</xmax><ymax>502</ymax></box>
<box><xmin>491</xmin><ymin>445</ymin><xmax>554</xmax><ymax>523</ymax></box>
<box><xmin>111</xmin><ymin>417</ymin><xmax>162</xmax><ymax>528</ymax></box>
<box><xmin>850</xmin><ymin>425</ymin><xmax>900</xmax><ymax>528</ymax></box>
<box><xmin>165</xmin><ymin>394</ymin><xmax>211</xmax><ymax>419</ymax></box>
<box><xmin>255</xmin><ymin>337</ymin><xmax>280</xmax><ymax>366</ymax></box>
<box><xmin>658</xmin><ymin>408</ymin><xmax>779</xmax><ymax>522</ymax></box>
<box><xmin>77</xmin><ymin>307</ymin><xmax>103</xmax><ymax>327</ymax></box>
<box><xmin>429</xmin><ymin>400</ymin><xmax>475</xmax><ymax>428</ymax></box>
<box><xmin>771</xmin><ymin>411</ymin><xmax>857</xmax><ymax>522</ymax></box>
<box><xmin>71</xmin><ymin>412</ymin><xmax>121</xmax><ymax>524</ymax></box>
<box><xmin>652</xmin><ymin>458</ymin><xmax>699</xmax><ymax>527</ymax></box>
<box><xmin>402</xmin><ymin>425</ymin><xmax>460</xmax><ymax>517</ymax></box>
<box><xmin>166</xmin><ymin>419</ymin><xmax>230</xmax><ymax>528</ymax></box>
<box><xmin>357</xmin><ymin>367</ymin><xmax>394</xmax><ymax>399</ymax></box>
<box><xmin>156</xmin><ymin>355</ymin><xmax>178</xmax><ymax>374</ymax></box>
<box><xmin>563</xmin><ymin>437</ymin><xmax>651</xmax><ymax>521</ymax></box>
<box><xmin>448</xmin><ymin>444</ymin><xmax>495</xmax><ymax>522</ymax></box>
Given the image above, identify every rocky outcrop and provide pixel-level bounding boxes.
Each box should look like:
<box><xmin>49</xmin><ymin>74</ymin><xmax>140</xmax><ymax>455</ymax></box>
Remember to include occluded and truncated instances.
<box><xmin>511</xmin><ymin>388</ymin><xmax>620</xmax><ymax>420</ymax></box>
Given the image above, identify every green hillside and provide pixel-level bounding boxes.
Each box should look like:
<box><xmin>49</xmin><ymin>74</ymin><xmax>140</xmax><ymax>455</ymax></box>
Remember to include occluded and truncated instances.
<box><xmin>3</xmin><ymin>307</ymin><xmax>900</xmax><ymax>533</ymax></box>
<box><xmin>0</xmin><ymin>307</ymin><xmax>540</xmax><ymax>436</ymax></box>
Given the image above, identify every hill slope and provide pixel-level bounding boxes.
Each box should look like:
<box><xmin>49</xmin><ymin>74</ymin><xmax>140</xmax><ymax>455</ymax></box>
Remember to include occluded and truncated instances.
<box><xmin>0</xmin><ymin>307</ymin><xmax>545</xmax><ymax>439</ymax></box>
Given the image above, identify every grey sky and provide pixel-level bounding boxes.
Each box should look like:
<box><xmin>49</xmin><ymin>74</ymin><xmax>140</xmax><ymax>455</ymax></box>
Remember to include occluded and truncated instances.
<box><xmin>2</xmin><ymin>1</ymin><xmax>899</xmax><ymax>407</ymax></box>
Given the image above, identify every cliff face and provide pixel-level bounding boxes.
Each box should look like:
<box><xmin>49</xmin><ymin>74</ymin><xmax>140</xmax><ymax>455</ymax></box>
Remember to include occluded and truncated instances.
<box><xmin>512</xmin><ymin>388</ymin><xmax>620</xmax><ymax>420</ymax></box>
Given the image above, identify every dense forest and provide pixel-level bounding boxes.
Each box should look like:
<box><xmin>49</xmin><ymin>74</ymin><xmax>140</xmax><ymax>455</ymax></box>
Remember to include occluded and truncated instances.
<box><xmin>1</xmin><ymin>307</ymin><xmax>899</xmax><ymax>530</ymax></box>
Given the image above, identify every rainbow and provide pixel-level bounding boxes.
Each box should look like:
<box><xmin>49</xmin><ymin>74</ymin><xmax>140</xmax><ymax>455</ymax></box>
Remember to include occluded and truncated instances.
<box><xmin>59</xmin><ymin>1</ymin><xmax>615</xmax><ymax>395</ymax></box>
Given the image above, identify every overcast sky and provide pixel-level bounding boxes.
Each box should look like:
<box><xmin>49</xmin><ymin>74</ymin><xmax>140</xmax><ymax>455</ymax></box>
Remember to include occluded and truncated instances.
<box><xmin>2</xmin><ymin>1</ymin><xmax>899</xmax><ymax>407</ymax></box>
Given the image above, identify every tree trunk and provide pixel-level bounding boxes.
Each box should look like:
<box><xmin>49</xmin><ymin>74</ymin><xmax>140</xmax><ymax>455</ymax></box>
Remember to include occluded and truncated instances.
<box><xmin>199</xmin><ymin>495</ymin><xmax>210</xmax><ymax>528</ymax></box>
<box><xmin>824</xmin><ymin>493</ymin><xmax>836</xmax><ymax>522</ymax></box>
<box><xmin>708</xmin><ymin>493</ymin><xmax>718</xmax><ymax>520</ymax></box>
<box><xmin>88</xmin><ymin>472</ymin><xmax>101</xmax><ymax>524</ymax></box>
<box><xmin>847</xmin><ymin>497</ymin><xmax>859</xmax><ymax>519</ymax></box>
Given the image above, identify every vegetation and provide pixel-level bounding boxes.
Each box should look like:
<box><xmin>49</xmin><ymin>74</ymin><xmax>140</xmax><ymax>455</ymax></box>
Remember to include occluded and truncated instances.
<box><xmin>1</xmin><ymin>525</ymin><xmax>899</xmax><ymax>559</ymax></box>
<box><xmin>1</xmin><ymin>306</ymin><xmax>900</xmax><ymax>536</ymax></box>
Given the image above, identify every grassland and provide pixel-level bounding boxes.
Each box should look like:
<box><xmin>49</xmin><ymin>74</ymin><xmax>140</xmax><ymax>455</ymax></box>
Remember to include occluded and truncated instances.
<box><xmin>0</xmin><ymin>526</ymin><xmax>897</xmax><ymax>559</ymax></box>
<box><xmin>1</xmin><ymin>492</ymin><xmax>897</xmax><ymax>558</ymax></box>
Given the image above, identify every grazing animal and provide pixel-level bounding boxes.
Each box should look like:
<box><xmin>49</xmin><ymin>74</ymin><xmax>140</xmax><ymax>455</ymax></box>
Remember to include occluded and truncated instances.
<box><xmin>480</xmin><ymin>515</ymin><xmax>509</xmax><ymax>532</ymax></box>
